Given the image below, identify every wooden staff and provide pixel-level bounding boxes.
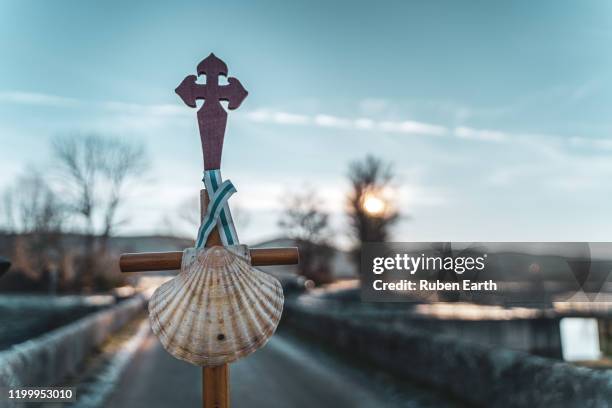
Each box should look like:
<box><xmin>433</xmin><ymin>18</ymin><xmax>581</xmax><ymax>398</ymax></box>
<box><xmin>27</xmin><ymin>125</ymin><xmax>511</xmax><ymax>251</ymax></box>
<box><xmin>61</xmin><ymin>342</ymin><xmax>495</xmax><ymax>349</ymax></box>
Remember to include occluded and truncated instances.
<box><xmin>122</xmin><ymin>54</ymin><xmax>298</xmax><ymax>408</ymax></box>
<box><xmin>199</xmin><ymin>189</ymin><xmax>229</xmax><ymax>408</ymax></box>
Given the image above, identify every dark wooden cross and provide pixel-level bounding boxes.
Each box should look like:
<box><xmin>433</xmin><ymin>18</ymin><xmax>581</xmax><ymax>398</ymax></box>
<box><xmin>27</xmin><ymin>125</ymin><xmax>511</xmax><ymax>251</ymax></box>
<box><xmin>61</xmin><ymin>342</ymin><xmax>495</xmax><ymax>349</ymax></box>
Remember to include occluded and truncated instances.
<box><xmin>119</xmin><ymin>53</ymin><xmax>298</xmax><ymax>408</ymax></box>
<box><xmin>175</xmin><ymin>53</ymin><xmax>248</xmax><ymax>170</ymax></box>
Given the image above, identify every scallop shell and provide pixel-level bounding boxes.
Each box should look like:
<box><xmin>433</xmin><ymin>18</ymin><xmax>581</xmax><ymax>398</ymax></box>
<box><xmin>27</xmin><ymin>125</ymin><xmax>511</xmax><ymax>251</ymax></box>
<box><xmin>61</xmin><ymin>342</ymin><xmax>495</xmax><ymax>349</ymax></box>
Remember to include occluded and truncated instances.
<box><xmin>148</xmin><ymin>245</ymin><xmax>284</xmax><ymax>366</ymax></box>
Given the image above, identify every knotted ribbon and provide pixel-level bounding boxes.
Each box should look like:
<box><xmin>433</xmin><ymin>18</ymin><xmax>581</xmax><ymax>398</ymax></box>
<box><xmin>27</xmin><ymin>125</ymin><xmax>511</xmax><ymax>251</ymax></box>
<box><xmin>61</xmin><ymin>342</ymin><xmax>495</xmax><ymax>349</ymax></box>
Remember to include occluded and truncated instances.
<box><xmin>195</xmin><ymin>169</ymin><xmax>239</xmax><ymax>247</ymax></box>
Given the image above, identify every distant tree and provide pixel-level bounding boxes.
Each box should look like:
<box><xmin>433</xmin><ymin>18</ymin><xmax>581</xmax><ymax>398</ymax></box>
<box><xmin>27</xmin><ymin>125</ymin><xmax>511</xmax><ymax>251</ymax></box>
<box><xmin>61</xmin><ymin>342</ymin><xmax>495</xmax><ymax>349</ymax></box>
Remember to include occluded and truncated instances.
<box><xmin>347</xmin><ymin>155</ymin><xmax>399</xmax><ymax>270</ymax></box>
<box><xmin>0</xmin><ymin>189</ymin><xmax>16</xmax><ymax>233</ymax></box>
<box><xmin>52</xmin><ymin>133</ymin><xmax>147</xmax><ymax>289</ymax></box>
<box><xmin>16</xmin><ymin>172</ymin><xmax>65</xmax><ymax>236</ymax></box>
<box><xmin>278</xmin><ymin>189</ymin><xmax>334</xmax><ymax>284</ymax></box>
<box><xmin>230</xmin><ymin>204</ymin><xmax>251</xmax><ymax>234</ymax></box>
<box><xmin>1</xmin><ymin>172</ymin><xmax>66</xmax><ymax>289</ymax></box>
<box><xmin>177</xmin><ymin>195</ymin><xmax>201</xmax><ymax>230</ymax></box>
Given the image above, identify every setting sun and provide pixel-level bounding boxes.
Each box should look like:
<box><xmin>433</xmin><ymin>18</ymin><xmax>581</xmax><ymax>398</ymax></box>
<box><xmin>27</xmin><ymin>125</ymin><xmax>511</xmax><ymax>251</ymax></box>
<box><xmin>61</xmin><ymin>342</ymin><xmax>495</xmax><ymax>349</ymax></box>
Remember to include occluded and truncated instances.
<box><xmin>362</xmin><ymin>192</ymin><xmax>386</xmax><ymax>216</ymax></box>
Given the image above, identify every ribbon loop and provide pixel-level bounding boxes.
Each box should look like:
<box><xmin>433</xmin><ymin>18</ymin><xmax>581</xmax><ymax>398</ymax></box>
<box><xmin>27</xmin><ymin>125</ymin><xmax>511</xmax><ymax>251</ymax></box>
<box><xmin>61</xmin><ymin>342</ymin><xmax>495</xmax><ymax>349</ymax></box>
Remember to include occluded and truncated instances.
<box><xmin>195</xmin><ymin>170</ymin><xmax>240</xmax><ymax>247</ymax></box>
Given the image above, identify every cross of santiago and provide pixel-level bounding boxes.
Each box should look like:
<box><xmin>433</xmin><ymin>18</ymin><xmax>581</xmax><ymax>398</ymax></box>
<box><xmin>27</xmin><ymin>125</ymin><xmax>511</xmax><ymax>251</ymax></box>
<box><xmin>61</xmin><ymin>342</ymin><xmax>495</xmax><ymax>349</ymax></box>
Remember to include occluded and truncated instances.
<box><xmin>175</xmin><ymin>53</ymin><xmax>248</xmax><ymax>170</ymax></box>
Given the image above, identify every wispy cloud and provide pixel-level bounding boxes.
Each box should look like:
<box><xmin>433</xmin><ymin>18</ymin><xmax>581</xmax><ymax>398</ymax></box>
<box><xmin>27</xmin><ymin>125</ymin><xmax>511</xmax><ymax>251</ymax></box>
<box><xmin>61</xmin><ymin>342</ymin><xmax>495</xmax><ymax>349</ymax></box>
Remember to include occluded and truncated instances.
<box><xmin>3</xmin><ymin>90</ymin><xmax>612</xmax><ymax>154</ymax></box>
<box><xmin>380</xmin><ymin>120</ymin><xmax>446</xmax><ymax>135</ymax></box>
<box><xmin>569</xmin><ymin>136</ymin><xmax>612</xmax><ymax>150</ymax></box>
<box><xmin>245</xmin><ymin>108</ymin><xmax>448</xmax><ymax>136</ymax></box>
<box><xmin>244</xmin><ymin>107</ymin><xmax>612</xmax><ymax>157</ymax></box>
<box><xmin>0</xmin><ymin>90</ymin><xmax>188</xmax><ymax>118</ymax></box>
<box><xmin>0</xmin><ymin>91</ymin><xmax>80</xmax><ymax>107</ymax></box>
<box><xmin>100</xmin><ymin>101</ymin><xmax>187</xmax><ymax>117</ymax></box>
<box><xmin>454</xmin><ymin>126</ymin><xmax>508</xmax><ymax>142</ymax></box>
<box><xmin>314</xmin><ymin>114</ymin><xmax>352</xmax><ymax>129</ymax></box>
<box><xmin>246</xmin><ymin>110</ymin><xmax>310</xmax><ymax>125</ymax></box>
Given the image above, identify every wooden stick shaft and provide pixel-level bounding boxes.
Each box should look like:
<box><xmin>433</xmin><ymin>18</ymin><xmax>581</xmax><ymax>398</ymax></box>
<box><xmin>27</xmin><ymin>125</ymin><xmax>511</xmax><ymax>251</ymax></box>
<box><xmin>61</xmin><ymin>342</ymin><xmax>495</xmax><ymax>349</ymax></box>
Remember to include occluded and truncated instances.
<box><xmin>203</xmin><ymin>365</ymin><xmax>229</xmax><ymax>408</ymax></box>
<box><xmin>200</xmin><ymin>189</ymin><xmax>229</xmax><ymax>408</ymax></box>
<box><xmin>119</xmin><ymin>247</ymin><xmax>298</xmax><ymax>272</ymax></box>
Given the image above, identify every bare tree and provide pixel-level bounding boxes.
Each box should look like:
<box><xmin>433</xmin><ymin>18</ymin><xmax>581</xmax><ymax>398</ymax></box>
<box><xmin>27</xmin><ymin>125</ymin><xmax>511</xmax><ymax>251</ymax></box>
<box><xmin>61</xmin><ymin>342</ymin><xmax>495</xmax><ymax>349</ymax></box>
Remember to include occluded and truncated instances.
<box><xmin>52</xmin><ymin>133</ymin><xmax>147</xmax><ymax>289</ymax></box>
<box><xmin>20</xmin><ymin>173</ymin><xmax>65</xmax><ymax>236</ymax></box>
<box><xmin>1</xmin><ymin>172</ymin><xmax>66</xmax><ymax>287</ymax></box>
<box><xmin>98</xmin><ymin>137</ymin><xmax>148</xmax><ymax>246</ymax></box>
<box><xmin>177</xmin><ymin>195</ymin><xmax>201</xmax><ymax>229</ymax></box>
<box><xmin>278</xmin><ymin>189</ymin><xmax>334</xmax><ymax>284</ymax></box>
<box><xmin>347</xmin><ymin>155</ymin><xmax>399</xmax><ymax>270</ymax></box>
<box><xmin>230</xmin><ymin>204</ymin><xmax>251</xmax><ymax>234</ymax></box>
<box><xmin>4</xmin><ymin>172</ymin><xmax>65</xmax><ymax>236</ymax></box>
<box><xmin>0</xmin><ymin>188</ymin><xmax>16</xmax><ymax>233</ymax></box>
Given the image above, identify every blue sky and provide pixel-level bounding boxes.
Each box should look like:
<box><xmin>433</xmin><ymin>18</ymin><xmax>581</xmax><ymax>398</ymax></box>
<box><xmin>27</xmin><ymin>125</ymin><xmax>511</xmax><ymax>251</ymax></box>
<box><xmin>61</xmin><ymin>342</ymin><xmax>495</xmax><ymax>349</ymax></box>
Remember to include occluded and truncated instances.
<box><xmin>1</xmin><ymin>1</ymin><xmax>612</xmax><ymax>246</ymax></box>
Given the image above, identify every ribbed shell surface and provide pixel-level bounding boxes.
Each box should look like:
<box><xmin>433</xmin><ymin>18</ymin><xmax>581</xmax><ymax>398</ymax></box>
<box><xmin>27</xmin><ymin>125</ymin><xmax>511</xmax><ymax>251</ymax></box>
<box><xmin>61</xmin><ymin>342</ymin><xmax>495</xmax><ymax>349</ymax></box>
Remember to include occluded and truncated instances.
<box><xmin>148</xmin><ymin>245</ymin><xmax>284</xmax><ymax>366</ymax></box>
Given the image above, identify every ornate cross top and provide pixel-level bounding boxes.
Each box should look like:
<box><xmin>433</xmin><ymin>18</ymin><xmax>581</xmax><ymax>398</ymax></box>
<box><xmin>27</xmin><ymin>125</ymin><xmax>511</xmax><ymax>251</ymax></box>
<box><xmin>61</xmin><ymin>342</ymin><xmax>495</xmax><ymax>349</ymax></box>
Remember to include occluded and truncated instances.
<box><xmin>175</xmin><ymin>53</ymin><xmax>248</xmax><ymax>170</ymax></box>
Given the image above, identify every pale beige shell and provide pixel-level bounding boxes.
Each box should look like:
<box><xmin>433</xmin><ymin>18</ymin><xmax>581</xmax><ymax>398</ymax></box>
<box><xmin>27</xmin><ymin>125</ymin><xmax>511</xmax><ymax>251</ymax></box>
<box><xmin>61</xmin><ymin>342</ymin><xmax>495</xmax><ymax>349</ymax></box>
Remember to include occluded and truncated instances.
<box><xmin>148</xmin><ymin>245</ymin><xmax>284</xmax><ymax>366</ymax></box>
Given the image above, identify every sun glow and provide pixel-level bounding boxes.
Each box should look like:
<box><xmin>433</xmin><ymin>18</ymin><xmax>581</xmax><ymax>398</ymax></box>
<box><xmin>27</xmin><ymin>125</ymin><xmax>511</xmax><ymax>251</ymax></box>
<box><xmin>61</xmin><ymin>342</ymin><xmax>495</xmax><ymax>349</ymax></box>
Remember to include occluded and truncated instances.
<box><xmin>362</xmin><ymin>192</ymin><xmax>386</xmax><ymax>216</ymax></box>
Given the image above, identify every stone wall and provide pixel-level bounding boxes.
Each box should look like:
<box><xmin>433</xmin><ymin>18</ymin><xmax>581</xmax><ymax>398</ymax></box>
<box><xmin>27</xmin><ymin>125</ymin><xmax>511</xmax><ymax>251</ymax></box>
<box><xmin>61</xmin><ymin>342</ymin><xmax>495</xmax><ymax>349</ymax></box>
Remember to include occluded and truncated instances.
<box><xmin>284</xmin><ymin>300</ymin><xmax>612</xmax><ymax>407</ymax></box>
<box><xmin>0</xmin><ymin>295</ymin><xmax>145</xmax><ymax>394</ymax></box>
<box><xmin>398</xmin><ymin>316</ymin><xmax>563</xmax><ymax>358</ymax></box>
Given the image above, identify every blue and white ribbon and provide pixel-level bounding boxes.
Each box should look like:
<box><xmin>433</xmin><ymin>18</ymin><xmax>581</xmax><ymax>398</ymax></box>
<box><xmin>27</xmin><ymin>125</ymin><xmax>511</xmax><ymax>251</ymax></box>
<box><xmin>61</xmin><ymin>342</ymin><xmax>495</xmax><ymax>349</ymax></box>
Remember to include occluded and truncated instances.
<box><xmin>195</xmin><ymin>169</ymin><xmax>240</xmax><ymax>247</ymax></box>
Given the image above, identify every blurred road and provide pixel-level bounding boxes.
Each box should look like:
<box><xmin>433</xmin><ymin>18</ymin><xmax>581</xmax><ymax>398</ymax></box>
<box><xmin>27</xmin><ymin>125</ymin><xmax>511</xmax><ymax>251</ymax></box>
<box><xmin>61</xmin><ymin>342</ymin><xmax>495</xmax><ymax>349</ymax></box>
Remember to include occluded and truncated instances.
<box><xmin>107</xmin><ymin>323</ymin><xmax>463</xmax><ymax>408</ymax></box>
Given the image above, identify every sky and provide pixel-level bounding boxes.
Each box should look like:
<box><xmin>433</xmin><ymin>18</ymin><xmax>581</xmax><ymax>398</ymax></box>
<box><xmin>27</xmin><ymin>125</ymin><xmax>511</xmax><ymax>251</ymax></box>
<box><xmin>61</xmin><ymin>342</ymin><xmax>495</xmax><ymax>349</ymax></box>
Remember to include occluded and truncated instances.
<box><xmin>1</xmin><ymin>1</ymin><xmax>612</xmax><ymax>246</ymax></box>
